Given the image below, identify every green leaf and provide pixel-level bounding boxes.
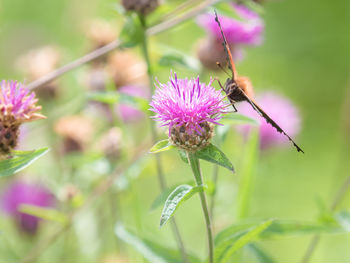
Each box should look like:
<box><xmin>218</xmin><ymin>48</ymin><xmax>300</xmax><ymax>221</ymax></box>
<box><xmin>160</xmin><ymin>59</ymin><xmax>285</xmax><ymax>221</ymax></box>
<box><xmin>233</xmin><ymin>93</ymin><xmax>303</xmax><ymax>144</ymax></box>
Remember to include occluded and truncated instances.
<box><xmin>149</xmin><ymin>140</ymin><xmax>175</xmax><ymax>153</ymax></box>
<box><xmin>87</xmin><ymin>91</ymin><xmax>149</xmax><ymax>112</ymax></box>
<box><xmin>221</xmin><ymin>114</ymin><xmax>259</xmax><ymax>126</ymax></box>
<box><xmin>247</xmin><ymin>244</ymin><xmax>276</xmax><ymax>263</ymax></box>
<box><xmin>160</xmin><ymin>184</ymin><xmax>204</xmax><ymax>228</ymax></box>
<box><xmin>215</xmin><ymin>220</ymin><xmax>274</xmax><ymax>263</ymax></box>
<box><xmin>19</xmin><ymin>204</ymin><xmax>68</xmax><ymax>224</ymax></box>
<box><xmin>158</xmin><ymin>54</ymin><xmax>199</xmax><ymax>71</ymax></box>
<box><xmin>115</xmin><ymin>224</ymin><xmax>201</xmax><ymax>263</ymax></box>
<box><xmin>150</xmin><ymin>181</ymin><xmax>193</xmax><ymax>211</ymax></box>
<box><xmin>335</xmin><ymin>211</ymin><xmax>350</xmax><ymax>232</ymax></box>
<box><xmin>237</xmin><ymin>129</ymin><xmax>259</xmax><ymax>219</ymax></box>
<box><xmin>215</xmin><ymin>220</ymin><xmax>342</xmax><ymax>246</ymax></box>
<box><xmin>195</xmin><ymin>143</ymin><xmax>234</xmax><ymax>172</ymax></box>
<box><xmin>119</xmin><ymin>14</ymin><xmax>143</xmax><ymax>48</ymax></box>
<box><xmin>178</xmin><ymin>150</ymin><xmax>188</xmax><ymax>164</ymax></box>
<box><xmin>0</xmin><ymin>148</ymin><xmax>49</xmax><ymax>177</ymax></box>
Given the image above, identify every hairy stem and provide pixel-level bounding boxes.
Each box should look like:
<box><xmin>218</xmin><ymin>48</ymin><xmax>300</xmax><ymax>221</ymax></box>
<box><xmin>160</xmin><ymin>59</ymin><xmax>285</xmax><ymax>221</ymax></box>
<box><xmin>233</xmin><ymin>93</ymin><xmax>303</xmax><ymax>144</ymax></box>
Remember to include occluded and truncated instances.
<box><xmin>139</xmin><ymin>14</ymin><xmax>189</xmax><ymax>263</ymax></box>
<box><xmin>187</xmin><ymin>152</ymin><xmax>214</xmax><ymax>263</ymax></box>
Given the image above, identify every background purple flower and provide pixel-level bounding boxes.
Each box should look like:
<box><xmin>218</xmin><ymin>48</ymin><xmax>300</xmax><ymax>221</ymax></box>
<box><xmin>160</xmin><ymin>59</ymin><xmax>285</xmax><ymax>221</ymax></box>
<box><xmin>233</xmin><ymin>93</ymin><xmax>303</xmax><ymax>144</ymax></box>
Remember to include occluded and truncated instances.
<box><xmin>2</xmin><ymin>181</ymin><xmax>55</xmax><ymax>234</ymax></box>
<box><xmin>236</xmin><ymin>92</ymin><xmax>301</xmax><ymax>150</ymax></box>
<box><xmin>197</xmin><ymin>4</ymin><xmax>264</xmax><ymax>46</ymax></box>
<box><xmin>150</xmin><ymin>73</ymin><xmax>227</xmax><ymax>135</ymax></box>
<box><xmin>116</xmin><ymin>85</ymin><xmax>150</xmax><ymax>123</ymax></box>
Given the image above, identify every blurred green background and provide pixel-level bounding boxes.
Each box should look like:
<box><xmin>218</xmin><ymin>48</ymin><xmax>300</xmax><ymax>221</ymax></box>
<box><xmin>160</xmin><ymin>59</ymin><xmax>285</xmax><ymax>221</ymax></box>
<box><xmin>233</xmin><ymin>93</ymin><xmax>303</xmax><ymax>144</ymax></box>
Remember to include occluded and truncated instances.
<box><xmin>0</xmin><ymin>0</ymin><xmax>349</xmax><ymax>262</ymax></box>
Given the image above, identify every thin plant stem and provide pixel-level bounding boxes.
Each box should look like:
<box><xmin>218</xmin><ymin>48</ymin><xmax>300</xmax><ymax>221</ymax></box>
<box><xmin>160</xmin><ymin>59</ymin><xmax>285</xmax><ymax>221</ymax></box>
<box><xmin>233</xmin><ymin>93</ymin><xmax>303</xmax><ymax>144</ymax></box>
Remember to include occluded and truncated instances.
<box><xmin>301</xmin><ymin>175</ymin><xmax>350</xmax><ymax>263</ymax></box>
<box><xmin>209</xmin><ymin>164</ymin><xmax>219</xmax><ymax>220</ymax></box>
<box><xmin>26</xmin><ymin>0</ymin><xmax>220</xmax><ymax>91</ymax></box>
<box><xmin>139</xmin><ymin>14</ymin><xmax>189</xmax><ymax>263</ymax></box>
<box><xmin>187</xmin><ymin>152</ymin><xmax>214</xmax><ymax>263</ymax></box>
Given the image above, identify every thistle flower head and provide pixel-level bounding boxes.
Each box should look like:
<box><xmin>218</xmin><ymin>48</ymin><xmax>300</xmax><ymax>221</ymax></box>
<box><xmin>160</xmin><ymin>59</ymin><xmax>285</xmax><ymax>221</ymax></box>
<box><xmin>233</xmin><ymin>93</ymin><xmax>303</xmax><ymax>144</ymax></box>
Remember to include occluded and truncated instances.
<box><xmin>2</xmin><ymin>181</ymin><xmax>54</xmax><ymax>234</ymax></box>
<box><xmin>237</xmin><ymin>92</ymin><xmax>301</xmax><ymax>150</ymax></box>
<box><xmin>0</xmin><ymin>81</ymin><xmax>44</xmax><ymax>124</ymax></box>
<box><xmin>150</xmin><ymin>73</ymin><xmax>227</xmax><ymax>151</ymax></box>
<box><xmin>197</xmin><ymin>4</ymin><xmax>264</xmax><ymax>46</ymax></box>
<box><xmin>0</xmin><ymin>81</ymin><xmax>45</xmax><ymax>155</ymax></box>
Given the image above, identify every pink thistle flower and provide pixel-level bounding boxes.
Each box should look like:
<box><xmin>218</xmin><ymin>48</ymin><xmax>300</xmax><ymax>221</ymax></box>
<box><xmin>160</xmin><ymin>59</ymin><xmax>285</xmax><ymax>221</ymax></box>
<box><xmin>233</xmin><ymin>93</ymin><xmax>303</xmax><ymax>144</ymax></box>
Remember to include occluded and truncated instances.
<box><xmin>0</xmin><ymin>81</ymin><xmax>45</xmax><ymax>124</ymax></box>
<box><xmin>150</xmin><ymin>73</ymin><xmax>227</xmax><ymax>151</ymax></box>
<box><xmin>1</xmin><ymin>181</ymin><xmax>55</xmax><ymax>234</ymax></box>
<box><xmin>236</xmin><ymin>92</ymin><xmax>301</xmax><ymax>150</ymax></box>
<box><xmin>197</xmin><ymin>4</ymin><xmax>264</xmax><ymax>46</ymax></box>
<box><xmin>116</xmin><ymin>85</ymin><xmax>150</xmax><ymax>123</ymax></box>
<box><xmin>0</xmin><ymin>81</ymin><xmax>45</xmax><ymax>155</ymax></box>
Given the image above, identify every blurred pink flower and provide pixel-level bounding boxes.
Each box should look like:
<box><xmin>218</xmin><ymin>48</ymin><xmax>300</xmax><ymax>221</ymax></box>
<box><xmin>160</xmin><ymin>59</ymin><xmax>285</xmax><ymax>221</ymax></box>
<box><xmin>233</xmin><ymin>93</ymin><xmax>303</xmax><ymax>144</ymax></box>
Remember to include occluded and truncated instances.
<box><xmin>116</xmin><ymin>85</ymin><xmax>149</xmax><ymax>123</ymax></box>
<box><xmin>237</xmin><ymin>92</ymin><xmax>301</xmax><ymax>150</ymax></box>
<box><xmin>197</xmin><ymin>4</ymin><xmax>264</xmax><ymax>46</ymax></box>
<box><xmin>2</xmin><ymin>181</ymin><xmax>55</xmax><ymax>234</ymax></box>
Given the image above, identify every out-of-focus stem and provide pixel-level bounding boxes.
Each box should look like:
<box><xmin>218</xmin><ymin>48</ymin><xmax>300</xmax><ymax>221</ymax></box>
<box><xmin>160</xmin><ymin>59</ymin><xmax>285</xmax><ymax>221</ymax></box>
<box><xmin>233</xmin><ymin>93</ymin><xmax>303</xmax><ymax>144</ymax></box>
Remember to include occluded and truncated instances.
<box><xmin>209</xmin><ymin>164</ymin><xmax>219</xmax><ymax>220</ymax></box>
<box><xmin>27</xmin><ymin>0</ymin><xmax>219</xmax><ymax>91</ymax></box>
<box><xmin>139</xmin><ymin>14</ymin><xmax>189</xmax><ymax>263</ymax></box>
<box><xmin>187</xmin><ymin>152</ymin><xmax>214</xmax><ymax>263</ymax></box>
<box><xmin>301</xmin><ymin>175</ymin><xmax>350</xmax><ymax>263</ymax></box>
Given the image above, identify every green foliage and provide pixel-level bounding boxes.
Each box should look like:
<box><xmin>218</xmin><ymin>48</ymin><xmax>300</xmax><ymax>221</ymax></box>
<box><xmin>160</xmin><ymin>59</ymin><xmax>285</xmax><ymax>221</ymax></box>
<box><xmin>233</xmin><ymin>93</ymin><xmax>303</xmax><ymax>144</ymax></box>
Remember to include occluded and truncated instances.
<box><xmin>335</xmin><ymin>211</ymin><xmax>350</xmax><ymax>232</ymax></box>
<box><xmin>150</xmin><ymin>140</ymin><xmax>176</xmax><ymax>153</ymax></box>
<box><xmin>115</xmin><ymin>224</ymin><xmax>201</xmax><ymax>263</ymax></box>
<box><xmin>215</xmin><ymin>220</ymin><xmax>342</xmax><ymax>245</ymax></box>
<box><xmin>237</xmin><ymin>129</ymin><xmax>259</xmax><ymax>219</ymax></box>
<box><xmin>19</xmin><ymin>204</ymin><xmax>68</xmax><ymax>224</ymax></box>
<box><xmin>195</xmin><ymin>143</ymin><xmax>235</xmax><ymax>172</ymax></box>
<box><xmin>87</xmin><ymin>91</ymin><xmax>149</xmax><ymax>113</ymax></box>
<box><xmin>247</xmin><ymin>244</ymin><xmax>276</xmax><ymax>263</ymax></box>
<box><xmin>160</xmin><ymin>184</ymin><xmax>204</xmax><ymax>228</ymax></box>
<box><xmin>158</xmin><ymin>54</ymin><xmax>199</xmax><ymax>71</ymax></box>
<box><xmin>215</xmin><ymin>220</ymin><xmax>274</xmax><ymax>263</ymax></box>
<box><xmin>119</xmin><ymin>14</ymin><xmax>143</xmax><ymax>47</ymax></box>
<box><xmin>0</xmin><ymin>148</ymin><xmax>49</xmax><ymax>177</ymax></box>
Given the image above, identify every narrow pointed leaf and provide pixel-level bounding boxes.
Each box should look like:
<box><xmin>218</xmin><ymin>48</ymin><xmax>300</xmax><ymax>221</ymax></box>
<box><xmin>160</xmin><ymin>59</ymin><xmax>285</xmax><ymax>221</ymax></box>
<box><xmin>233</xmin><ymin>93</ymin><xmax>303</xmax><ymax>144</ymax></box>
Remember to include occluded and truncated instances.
<box><xmin>160</xmin><ymin>184</ymin><xmax>204</xmax><ymax>228</ymax></box>
<box><xmin>87</xmin><ymin>91</ymin><xmax>149</xmax><ymax>112</ymax></box>
<box><xmin>19</xmin><ymin>204</ymin><xmax>68</xmax><ymax>224</ymax></box>
<box><xmin>178</xmin><ymin>150</ymin><xmax>188</xmax><ymax>163</ymax></box>
<box><xmin>247</xmin><ymin>244</ymin><xmax>276</xmax><ymax>263</ymax></box>
<box><xmin>335</xmin><ymin>211</ymin><xmax>350</xmax><ymax>232</ymax></box>
<box><xmin>0</xmin><ymin>148</ymin><xmax>49</xmax><ymax>177</ymax></box>
<box><xmin>237</xmin><ymin>129</ymin><xmax>259</xmax><ymax>219</ymax></box>
<box><xmin>215</xmin><ymin>220</ymin><xmax>274</xmax><ymax>263</ymax></box>
<box><xmin>195</xmin><ymin>143</ymin><xmax>234</xmax><ymax>172</ymax></box>
<box><xmin>215</xmin><ymin>220</ymin><xmax>343</xmax><ymax>246</ymax></box>
<box><xmin>150</xmin><ymin>181</ymin><xmax>193</xmax><ymax>211</ymax></box>
<box><xmin>115</xmin><ymin>224</ymin><xmax>201</xmax><ymax>263</ymax></box>
<box><xmin>119</xmin><ymin>14</ymin><xmax>143</xmax><ymax>48</ymax></box>
<box><xmin>150</xmin><ymin>140</ymin><xmax>175</xmax><ymax>154</ymax></box>
<box><xmin>221</xmin><ymin>114</ymin><xmax>259</xmax><ymax>126</ymax></box>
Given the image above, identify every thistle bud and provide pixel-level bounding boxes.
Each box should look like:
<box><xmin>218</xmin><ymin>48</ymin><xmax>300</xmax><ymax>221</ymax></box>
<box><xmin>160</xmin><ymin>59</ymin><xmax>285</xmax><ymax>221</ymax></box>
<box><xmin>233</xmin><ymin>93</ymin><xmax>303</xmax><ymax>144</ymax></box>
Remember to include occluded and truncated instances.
<box><xmin>122</xmin><ymin>0</ymin><xmax>159</xmax><ymax>15</ymax></box>
<box><xmin>16</xmin><ymin>46</ymin><xmax>61</xmax><ymax>99</ymax></box>
<box><xmin>107</xmin><ymin>50</ymin><xmax>148</xmax><ymax>88</ymax></box>
<box><xmin>96</xmin><ymin>127</ymin><xmax>122</xmax><ymax>160</ymax></box>
<box><xmin>54</xmin><ymin>115</ymin><xmax>94</xmax><ymax>154</ymax></box>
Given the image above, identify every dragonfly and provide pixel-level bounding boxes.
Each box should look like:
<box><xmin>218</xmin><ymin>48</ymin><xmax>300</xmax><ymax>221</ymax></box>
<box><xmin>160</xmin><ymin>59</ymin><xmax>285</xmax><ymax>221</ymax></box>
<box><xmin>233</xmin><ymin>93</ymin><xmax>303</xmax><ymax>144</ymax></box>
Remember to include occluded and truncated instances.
<box><xmin>214</xmin><ymin>10</ymin><xmax>304</xmax><ymax>153</ymax></box>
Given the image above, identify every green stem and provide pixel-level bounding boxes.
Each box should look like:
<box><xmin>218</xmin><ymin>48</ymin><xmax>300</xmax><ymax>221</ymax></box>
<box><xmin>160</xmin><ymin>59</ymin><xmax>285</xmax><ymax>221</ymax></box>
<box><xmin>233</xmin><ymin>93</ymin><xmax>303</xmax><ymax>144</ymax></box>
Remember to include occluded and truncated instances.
<box><xmin>139</xmin><ymin>14</ymin><xmax>189</xmax><ymax>263</ymax></box>
<box><xmin>209</xmin><ymin>162</ymin><xmax>219</xmax><ymax>221</ymax></box>
<box><xmin>187</xmin><ymin>152</ymin><xmax>214</xmax><ymax>263</ymax></box>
